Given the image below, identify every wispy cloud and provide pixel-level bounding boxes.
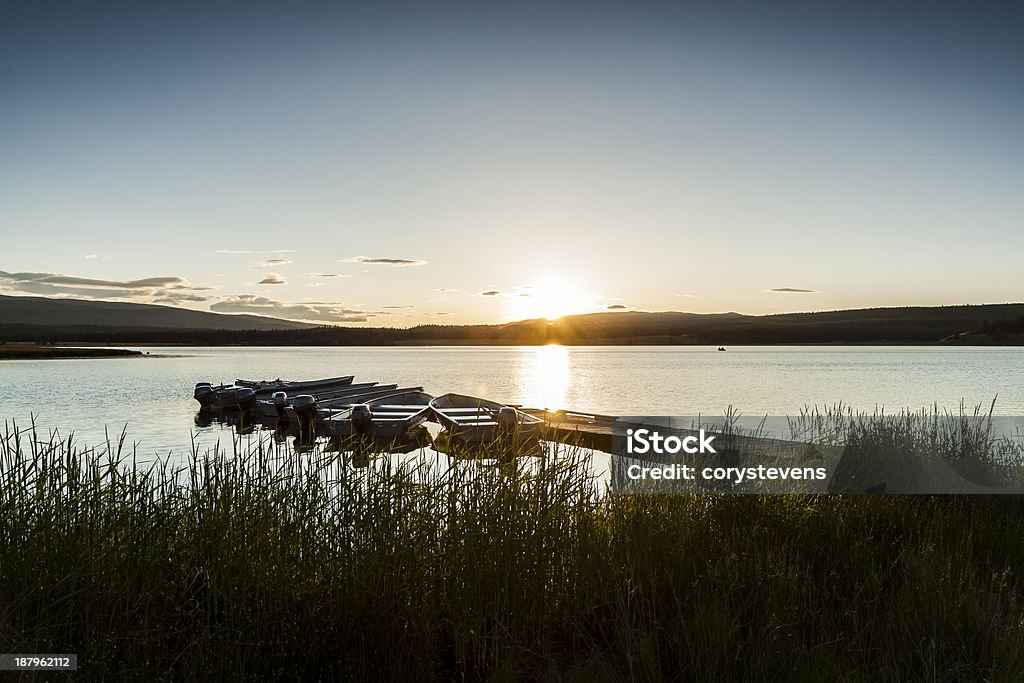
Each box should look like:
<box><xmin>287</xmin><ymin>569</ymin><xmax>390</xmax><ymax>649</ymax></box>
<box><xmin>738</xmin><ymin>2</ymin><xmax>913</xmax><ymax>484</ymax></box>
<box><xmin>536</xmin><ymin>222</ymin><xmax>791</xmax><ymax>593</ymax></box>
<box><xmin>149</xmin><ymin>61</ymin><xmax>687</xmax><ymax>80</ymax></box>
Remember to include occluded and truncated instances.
<box><xmin>436</xmin><ymin>287</ymin><xmax>459</xmax><ymax>292</ymax></box>
<box><xmin>153</xmin><ymin>292</ymin><xmax>210</xmax><ymax>304</ymax></box>
<box><xmin>606</xmin><ymin>304</ymin><xmax>628</xmax><ymax>310</ymax></box>
<box><xmin>342</xmin><ymin>256</ymin><xmax>427</xmax><ymax>267</ymax></box>
<box><xmin>83</xmin><ymin>254</ymin><xmax>100</xmax><ymax>260</ymax></box>
<box><xmin>0</xmin><ymin>270</ymin><xmax>211</xmax><ymax>301</ymax></box>
<box><xmin>305</xmin><ymin>273</ymin><xmax>351</xmax><ymax>278</ymax></box>
<box><xmin>211</xmin><ymin>295</ymin><xmax>371</xmax><ymax>323</ymax></box>
<box><xmin>480</xmin><ymin>290</ymin><xmax>501</xmax><ymax>297</ymax></box>
<box><xmin>215</xmin><ymin>249</ymin><xmax>294</xmax><ymax>255</ymax></box>
<box><xmin>259</xmin><ymin>259</ymin><xmax>292</xmax><ymax>267</ymax></box>
<box><xmin>259</xmin><ymin>273</ymin><xmax>286</xmax><ymax>285</ymax></box>
<box><xmin>769</xmin><ymin>287</ymin><xmax>816</xmax><ymax>293</ymax></box>
<box><xmin>382</xmin><ymin>305</ymin><xmax>415</xmax><ymax>309</ymax></box>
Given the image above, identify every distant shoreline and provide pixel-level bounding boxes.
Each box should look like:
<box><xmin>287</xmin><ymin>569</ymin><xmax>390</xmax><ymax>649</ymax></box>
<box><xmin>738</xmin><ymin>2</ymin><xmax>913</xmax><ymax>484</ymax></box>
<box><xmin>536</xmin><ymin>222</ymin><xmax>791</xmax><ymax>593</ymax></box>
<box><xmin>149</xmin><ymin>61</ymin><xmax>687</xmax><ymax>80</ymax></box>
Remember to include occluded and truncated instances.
<box><xmin>0</xmin><ymin>345</ymin><xmax>144</xmax><ymax>360</ymax></box>
<box><xmin>4</xmin><ymin>339</ymin><xmax>1023</xmax><ymax>351</ymax></box>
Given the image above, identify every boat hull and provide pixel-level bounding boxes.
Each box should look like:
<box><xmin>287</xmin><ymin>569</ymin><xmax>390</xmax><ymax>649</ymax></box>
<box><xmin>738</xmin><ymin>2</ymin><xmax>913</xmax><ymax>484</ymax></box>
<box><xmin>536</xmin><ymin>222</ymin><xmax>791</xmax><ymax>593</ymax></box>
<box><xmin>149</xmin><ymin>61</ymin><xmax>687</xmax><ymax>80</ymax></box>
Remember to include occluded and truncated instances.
<box><xmin>429</xmin><ymin>393</ymin><xmax>542</xmax><ymax>443</ymax></box>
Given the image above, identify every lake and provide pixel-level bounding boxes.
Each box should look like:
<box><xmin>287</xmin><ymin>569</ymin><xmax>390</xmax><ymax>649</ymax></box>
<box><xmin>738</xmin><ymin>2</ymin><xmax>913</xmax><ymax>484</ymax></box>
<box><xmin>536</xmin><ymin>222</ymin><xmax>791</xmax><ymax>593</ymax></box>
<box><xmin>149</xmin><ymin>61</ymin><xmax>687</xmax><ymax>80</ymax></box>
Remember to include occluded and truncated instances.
<box><xmin>1</xmin><ymin>345</ymin><xmax>1022</xmax><ymax>456</ymax></box>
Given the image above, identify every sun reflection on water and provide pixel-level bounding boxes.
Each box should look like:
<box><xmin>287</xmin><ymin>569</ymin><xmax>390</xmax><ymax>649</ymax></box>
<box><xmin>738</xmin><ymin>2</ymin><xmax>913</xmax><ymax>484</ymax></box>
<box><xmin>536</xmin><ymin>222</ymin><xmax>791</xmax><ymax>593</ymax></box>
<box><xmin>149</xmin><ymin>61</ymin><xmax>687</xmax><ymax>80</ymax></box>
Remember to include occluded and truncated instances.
<box><xmin>522</xmin><ymin>344</ymin><xmax>570</xmax><ymax>410</ymax></box>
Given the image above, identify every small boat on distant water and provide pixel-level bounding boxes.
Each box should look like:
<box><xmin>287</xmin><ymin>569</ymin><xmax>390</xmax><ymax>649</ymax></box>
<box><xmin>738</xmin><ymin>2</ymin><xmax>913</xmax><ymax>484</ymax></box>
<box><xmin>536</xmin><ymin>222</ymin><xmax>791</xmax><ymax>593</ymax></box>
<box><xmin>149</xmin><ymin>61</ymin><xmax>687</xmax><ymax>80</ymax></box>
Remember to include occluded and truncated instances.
<box><xmin>324</xmin><ymin>390</ymin><xmax>435</xmax><ymax>439</ymax></box>
<box><xmin>430</xmin><ymin>393</ymin><xmax>543</xmax><ymax>443</ymax></box>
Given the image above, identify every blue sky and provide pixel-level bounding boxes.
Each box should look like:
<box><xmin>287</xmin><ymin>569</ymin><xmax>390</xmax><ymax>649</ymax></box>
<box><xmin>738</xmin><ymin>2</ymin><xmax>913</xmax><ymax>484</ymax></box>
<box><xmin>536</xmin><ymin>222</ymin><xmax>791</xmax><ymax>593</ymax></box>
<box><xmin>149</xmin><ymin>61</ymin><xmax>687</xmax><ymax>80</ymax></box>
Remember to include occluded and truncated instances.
<box><xmin>2</xmin><ymin>1</ymin><xmax>1022</xmax><ymax>325</ymax></box>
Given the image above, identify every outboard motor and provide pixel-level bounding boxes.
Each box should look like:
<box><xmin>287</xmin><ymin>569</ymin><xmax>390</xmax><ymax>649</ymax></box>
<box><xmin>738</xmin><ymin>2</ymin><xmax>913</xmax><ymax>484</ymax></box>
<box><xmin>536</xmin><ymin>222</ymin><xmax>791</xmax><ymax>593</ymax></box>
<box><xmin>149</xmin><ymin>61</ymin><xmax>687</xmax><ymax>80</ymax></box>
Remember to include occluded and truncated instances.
<box><xmin>194</xmin><ymin>383</ymin><xmax>214</xmax><ymax>407</ymax></box>
<box><xmin>350</xmin><ymin>404</ymin><xmax>373</xmax><ymax>435</ymax></box>
<box><xmin>272</xmin><ymin>391</ymin><xmax>288</xmax><ymax>417</ymax></box>
<box><xmin>497</xmin><ymin>407</ymin><xmax>518</xmax><ymax>432</ymax></box>
<box><xmin>293</xmin><ymin>394</ymin><xmax>318</xmax><ymax>448</ymax></box>
<box><xmin>293</xmin><ymin>394</ymin><xmax>317</xmax><ymax>414</ymax></box>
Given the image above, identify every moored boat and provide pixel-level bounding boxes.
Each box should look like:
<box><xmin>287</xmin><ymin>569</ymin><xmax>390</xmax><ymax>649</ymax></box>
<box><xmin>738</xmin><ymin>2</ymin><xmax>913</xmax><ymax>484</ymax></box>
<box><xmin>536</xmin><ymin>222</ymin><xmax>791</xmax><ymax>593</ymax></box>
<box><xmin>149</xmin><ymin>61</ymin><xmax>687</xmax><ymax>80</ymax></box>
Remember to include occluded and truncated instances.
<box><xmin>255</xmin><ymin>381</ymin><xmax>383</xmax><ymax>419</ymax></box>
<box><xmin>234</xmin><ymin>375</ymin><xmax>355</xmax><ymax>394</ymax></box>
<box><xmin>196</xmin><ymin>375</ymin><xmax>355</xmax><ymax>410</ymax></box>
<box><xmin>194</xmin><ymin>382</ymin><xmax>232</xmax><ymax>408</ymax></box>
<box><xmin>324</xmin><ymin>390</ymin><xmax>435</xmax><ymax>439</ymax></box>
<box><xmin>284</xmin><ymin>385</ymin><xmax>420</xmax><ymax>426</ymax></box>
<box><xmin>429</xmin><ymin>393</ymin><xmax>542</xmax><ymax>443</ymax></box>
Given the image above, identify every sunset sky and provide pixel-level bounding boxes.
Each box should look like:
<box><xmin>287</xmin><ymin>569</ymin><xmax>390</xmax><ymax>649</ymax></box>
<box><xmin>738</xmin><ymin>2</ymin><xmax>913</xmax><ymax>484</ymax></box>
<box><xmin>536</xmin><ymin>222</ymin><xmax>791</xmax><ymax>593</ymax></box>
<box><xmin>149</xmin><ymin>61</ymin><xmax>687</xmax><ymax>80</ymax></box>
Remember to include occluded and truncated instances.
<box><xmin>2</xmin><ymin>1</ymin><xmax>1022</xmax><ymax>325</ymax></box>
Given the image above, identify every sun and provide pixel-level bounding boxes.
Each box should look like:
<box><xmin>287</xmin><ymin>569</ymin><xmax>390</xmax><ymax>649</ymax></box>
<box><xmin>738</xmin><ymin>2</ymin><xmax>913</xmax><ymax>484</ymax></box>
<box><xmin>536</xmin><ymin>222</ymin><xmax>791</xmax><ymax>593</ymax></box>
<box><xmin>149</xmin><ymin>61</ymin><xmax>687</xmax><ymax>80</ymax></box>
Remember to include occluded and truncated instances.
<box><xmin>510</xmin><ymin>278</ymin><xmax>594</xmax><ymax>321</ymax></box>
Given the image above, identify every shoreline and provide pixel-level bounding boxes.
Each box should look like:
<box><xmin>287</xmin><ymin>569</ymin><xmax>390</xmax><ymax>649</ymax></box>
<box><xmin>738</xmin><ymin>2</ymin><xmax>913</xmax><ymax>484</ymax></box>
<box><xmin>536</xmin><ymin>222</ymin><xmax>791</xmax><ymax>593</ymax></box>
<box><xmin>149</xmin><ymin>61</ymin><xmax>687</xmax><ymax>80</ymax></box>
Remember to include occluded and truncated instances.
<box><xmin>0</xmin><ymin>345</ymin><xmax>145</xmax><ymax>360</ymax></box>
<box><xmin>10</xmin><ymin>340</ymin><xmax>1024</xmax><ymax>348</ymax></box>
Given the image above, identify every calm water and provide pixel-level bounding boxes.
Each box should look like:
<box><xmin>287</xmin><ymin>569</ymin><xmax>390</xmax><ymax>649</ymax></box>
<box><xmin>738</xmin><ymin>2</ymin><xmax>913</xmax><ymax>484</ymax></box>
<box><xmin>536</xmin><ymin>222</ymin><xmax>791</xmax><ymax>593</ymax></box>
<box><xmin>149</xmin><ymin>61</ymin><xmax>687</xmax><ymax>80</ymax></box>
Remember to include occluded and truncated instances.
<box><xmin>1</xmin><ymin>345</ymin><xmax>1022</xmax><ymax>455</ymax></box>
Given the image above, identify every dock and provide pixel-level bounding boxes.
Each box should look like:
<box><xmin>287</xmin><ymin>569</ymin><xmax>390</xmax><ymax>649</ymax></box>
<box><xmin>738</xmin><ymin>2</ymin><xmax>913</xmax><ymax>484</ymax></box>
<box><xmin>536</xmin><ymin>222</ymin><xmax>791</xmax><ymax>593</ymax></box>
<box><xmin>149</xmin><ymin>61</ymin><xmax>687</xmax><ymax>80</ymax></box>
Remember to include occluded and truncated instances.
<box><xmin>522</xmin><ymin>408</ymin><xmax>826</xmax><ymax>461</ymax></box>
<box><xmin>192</xmin><ymin>375</ymin><xmax>825</xmax><ymax>461</ymax></box>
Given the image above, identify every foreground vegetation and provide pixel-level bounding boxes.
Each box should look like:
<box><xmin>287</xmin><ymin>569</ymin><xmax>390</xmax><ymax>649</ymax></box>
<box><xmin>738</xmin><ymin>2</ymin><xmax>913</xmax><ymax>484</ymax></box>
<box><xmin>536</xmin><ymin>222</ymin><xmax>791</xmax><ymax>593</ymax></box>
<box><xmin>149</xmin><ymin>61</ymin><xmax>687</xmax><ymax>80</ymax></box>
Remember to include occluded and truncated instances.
<box><xmin>2</xmin><ymin>418</ymin><xmax>1024</xmax><ymax>681</ymax></box>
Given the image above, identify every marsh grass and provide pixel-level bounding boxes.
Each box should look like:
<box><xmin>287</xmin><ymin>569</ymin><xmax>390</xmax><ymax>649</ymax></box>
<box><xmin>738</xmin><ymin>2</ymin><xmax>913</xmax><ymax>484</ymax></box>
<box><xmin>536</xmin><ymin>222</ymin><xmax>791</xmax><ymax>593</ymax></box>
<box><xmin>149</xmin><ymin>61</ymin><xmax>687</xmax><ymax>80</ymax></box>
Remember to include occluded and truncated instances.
<box><xmin>792</xmin><ymin>402</ymin><xmax>1024</xmax><ymax>492</ymax></box>
<box><xmin>2</xmin><ymin>416</ymin><xmax>1024</xmax><ymax>680</ymax></box>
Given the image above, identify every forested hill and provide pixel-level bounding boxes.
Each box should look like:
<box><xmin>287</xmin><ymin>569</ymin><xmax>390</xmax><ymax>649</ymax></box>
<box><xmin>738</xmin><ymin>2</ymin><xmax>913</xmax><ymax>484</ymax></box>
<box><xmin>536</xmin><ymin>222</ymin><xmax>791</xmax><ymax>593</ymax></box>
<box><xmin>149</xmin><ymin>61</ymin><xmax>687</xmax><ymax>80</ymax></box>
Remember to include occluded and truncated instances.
<box><xmin>3</xmin><ymin>295</ymin><xmax>1024</xmax><ymax>345</ymax></box>
<box><xmin>0</xmin><ymin>294</ymin><xmax>313</xmax><ymax>331</ymax></box>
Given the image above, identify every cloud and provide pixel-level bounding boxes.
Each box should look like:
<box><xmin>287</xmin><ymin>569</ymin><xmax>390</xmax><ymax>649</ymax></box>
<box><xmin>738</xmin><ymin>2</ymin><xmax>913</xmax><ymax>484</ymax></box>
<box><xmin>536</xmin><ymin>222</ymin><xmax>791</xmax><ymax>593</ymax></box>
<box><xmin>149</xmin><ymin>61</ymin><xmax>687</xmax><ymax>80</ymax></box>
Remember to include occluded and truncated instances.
<box><xmin>769</xmin><ymin>287</ymin><xmax>816</xmax><ymax>293</ymax></box>
<box><xmin>83</xmin><ymin>254</ymin><xmax>99</xmax><ymax>259</ymax></box>
<box><xmin>305</xmin><ymin>273</ymin><xmax>351</xmax><ymax>278</ymax></box>
<box><xmin>606</xmin><ymin>304</ymin><xmax>628</xmax><ymax>310</ymax></box>
<box><xmin>436</xmin><ymin>287</ymin><xmax>459</xmax><ymax>292</ymax></box>
<box><xmin>259</xmin><ymin>259</ymin><xmax>291</xmax><ymax>267</ymax></box>
<box><xmin>215</xmin><ymin>249</ymin><xmax>294</xmax><ymax>255</ymax></box>
<box><xmin>259</xmin><ymin>273</ymin><xmax>286</xmax><ymax>285</ymax></box>
<box><xmin>382</xmin><ymin>305</ymin><xmax>415</xmax><ymax>309</ymax></box>
<box><xmin>342</xmin><ymin>256</ymin><xmax>427</xmax><ymax>267</ymax></box>
<box><xmin>0</xmin><ymin>270</ymin><xmax>211</xmax><ymax>301</ymax></box>
<box><xmin>211</xmin><ymin>295</ymin><xmax>371</xmax><ymax>323</ymax></box>
<box><xmin>152</xmin><ymin>292</ymin><xmax>210</xmax><ymax>303</ymax></box>
<box><xmin>480</xmin><ymin>290</ymin><xmax>501</xmax><ymax>297</ymax></box>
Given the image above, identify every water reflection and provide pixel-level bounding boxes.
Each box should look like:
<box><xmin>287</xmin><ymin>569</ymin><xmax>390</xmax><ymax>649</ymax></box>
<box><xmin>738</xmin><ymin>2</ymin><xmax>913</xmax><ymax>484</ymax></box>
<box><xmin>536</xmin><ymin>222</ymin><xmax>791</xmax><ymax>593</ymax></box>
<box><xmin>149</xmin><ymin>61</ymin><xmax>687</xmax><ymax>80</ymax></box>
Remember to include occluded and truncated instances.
<box><xmin>522</xmin><ymin>344</ymin><xmax>570</xmax><ymax>410</ymax></box>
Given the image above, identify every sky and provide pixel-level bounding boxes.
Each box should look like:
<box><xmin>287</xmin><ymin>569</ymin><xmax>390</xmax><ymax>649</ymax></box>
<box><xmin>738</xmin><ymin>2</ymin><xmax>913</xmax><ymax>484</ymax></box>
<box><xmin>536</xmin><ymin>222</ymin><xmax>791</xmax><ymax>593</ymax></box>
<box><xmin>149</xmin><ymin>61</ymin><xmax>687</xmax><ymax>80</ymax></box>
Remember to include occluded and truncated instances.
<box><xmin>1</xmin><ymin>1</ymin><xmax>1022</xmax><ymax>326</ymax></box>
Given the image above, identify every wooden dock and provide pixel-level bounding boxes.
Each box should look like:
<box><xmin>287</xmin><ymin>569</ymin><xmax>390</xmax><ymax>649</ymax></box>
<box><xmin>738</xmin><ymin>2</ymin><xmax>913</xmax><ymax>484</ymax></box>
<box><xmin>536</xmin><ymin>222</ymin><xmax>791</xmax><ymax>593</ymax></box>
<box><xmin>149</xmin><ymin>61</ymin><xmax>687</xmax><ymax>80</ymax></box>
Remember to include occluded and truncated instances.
<box><xmin>521</xmin><ymin>408</ymin><xmax>826</xmax><ymax>461</ymax></box>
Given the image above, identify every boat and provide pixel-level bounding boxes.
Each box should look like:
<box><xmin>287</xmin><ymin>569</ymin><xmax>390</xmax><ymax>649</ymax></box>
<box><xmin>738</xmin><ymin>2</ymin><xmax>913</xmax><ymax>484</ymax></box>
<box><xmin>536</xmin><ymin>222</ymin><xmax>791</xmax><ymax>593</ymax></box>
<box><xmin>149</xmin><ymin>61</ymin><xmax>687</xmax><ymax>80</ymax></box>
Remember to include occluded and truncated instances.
<box><xmin>254</xmin><ymin>381</ymin><xmax>383</xmax><ymax>419</ymax></box>
<box><xmin>284</xmin><ymin>385</ymin><xmax>420</xmax><ymax>426</ymax></box>
<box><xmin>429</xmin><ymin>393</ymin><xmax>543</xmax><ymax>443</ymax></box>
<box><xmin>194</xmin><ymin>382</ymin><xmax>232</xmax><ymax>408</ymax></box>
<box><xmin>209</xmin><ymin>385</ymin><xmax>258</xmax><ymax>411</ymax></box>
<box><xmin>233</xmin><ymin>375</ymin><xmax>355</xmax><ymax>394</ymax></box>
<box><xmin>198</xmin><ymin>375</ymin><xmax>355</xmax><ymax>410</ymax></box>
<box><xmin>324</xmin><ymin>391</ymin><xmax>435</xmax><ymax>439</ymax></box>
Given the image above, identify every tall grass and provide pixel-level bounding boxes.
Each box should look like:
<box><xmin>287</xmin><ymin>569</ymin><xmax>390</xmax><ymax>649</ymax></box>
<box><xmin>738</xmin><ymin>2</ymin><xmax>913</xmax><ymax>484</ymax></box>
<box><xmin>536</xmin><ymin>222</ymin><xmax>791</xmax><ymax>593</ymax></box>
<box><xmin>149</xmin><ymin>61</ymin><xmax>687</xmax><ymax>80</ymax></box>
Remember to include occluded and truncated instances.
<box><xmin>791</xmin><ymin>402</ymin><xmax>1024</xmax><ymax>492</ymax></box>
<box><xmin>2</xmin><ymin>418</ymin><xmax>1024</xmax><ymax>680</ymax></box>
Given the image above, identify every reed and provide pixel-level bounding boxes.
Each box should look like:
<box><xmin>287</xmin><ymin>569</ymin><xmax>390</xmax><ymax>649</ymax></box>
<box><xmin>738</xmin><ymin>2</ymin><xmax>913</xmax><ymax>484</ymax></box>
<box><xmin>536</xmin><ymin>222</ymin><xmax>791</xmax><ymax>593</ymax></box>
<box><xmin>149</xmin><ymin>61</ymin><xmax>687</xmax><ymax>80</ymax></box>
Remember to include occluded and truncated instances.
<box><xmin>2</xmin><ymin>415</ymin><xmax>1024</xmax><ymax>680</ymax></box>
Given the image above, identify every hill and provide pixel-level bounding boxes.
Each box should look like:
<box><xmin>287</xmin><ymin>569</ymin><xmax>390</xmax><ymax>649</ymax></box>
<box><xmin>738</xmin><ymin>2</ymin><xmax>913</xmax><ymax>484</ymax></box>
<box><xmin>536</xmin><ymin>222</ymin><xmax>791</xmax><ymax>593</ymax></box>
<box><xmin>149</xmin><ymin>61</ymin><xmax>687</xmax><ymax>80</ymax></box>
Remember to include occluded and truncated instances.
<box><xmin>0</xmin><ymin>295</ymin><xmax>313</xmax><ymax>331</ymax></box>
<box><xmin>2</xmin><ymin>295</ymin><xmax>1023</xmax><ymax>345</ymax></box>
